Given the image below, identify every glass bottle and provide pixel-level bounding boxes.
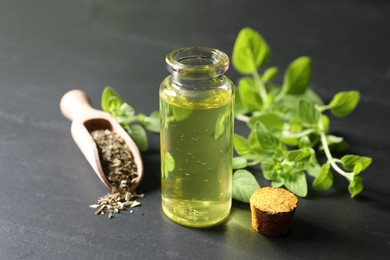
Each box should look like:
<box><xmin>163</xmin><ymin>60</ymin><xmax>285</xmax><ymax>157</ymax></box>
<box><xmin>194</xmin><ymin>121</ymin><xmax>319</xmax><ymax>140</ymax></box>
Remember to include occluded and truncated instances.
<box><xmin>159</xmin><ymin>47</ymin><xmax>234</xmax><ymax>227</ymax></box>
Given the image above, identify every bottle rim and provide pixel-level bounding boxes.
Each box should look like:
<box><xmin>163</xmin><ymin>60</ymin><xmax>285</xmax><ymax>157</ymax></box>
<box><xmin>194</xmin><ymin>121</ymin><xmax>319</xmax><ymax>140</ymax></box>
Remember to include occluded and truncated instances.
<box><xmin>165</xmin><ymin>47</ymin><xmax>229</xmax><ymax>78</ymax></box>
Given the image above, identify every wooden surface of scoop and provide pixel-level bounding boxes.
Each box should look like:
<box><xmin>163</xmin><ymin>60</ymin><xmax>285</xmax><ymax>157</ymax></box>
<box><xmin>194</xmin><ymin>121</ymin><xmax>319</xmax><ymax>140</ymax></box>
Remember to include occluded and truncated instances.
<box><xmin>60</xmin><ymin>89</ymin><xmax>143</xmax><ymax>190</ymax></box>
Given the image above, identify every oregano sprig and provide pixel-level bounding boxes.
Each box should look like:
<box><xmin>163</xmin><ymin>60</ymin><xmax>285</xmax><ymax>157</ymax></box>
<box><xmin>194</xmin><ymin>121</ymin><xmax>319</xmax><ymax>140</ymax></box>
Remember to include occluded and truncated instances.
<box><xmin>101</xmin><ymin>86</ymin><xmax>160</xmax><ymax>151</ymax></box>
<box><xmin>231</xmin><ymin>27</ymin><xmax>372</xmax><ymax>201</ymax></box>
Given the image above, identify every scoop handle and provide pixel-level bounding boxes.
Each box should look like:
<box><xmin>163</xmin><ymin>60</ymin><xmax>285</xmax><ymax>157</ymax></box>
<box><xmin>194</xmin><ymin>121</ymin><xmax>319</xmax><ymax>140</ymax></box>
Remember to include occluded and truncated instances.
<box><xmin>60</xmin><ymin>89</ymin><xmax>95</xmax><ymax>121</ymax></box>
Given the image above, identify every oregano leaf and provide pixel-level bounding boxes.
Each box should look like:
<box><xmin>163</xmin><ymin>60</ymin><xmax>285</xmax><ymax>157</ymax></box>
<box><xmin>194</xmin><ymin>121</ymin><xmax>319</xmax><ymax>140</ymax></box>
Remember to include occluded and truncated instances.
<box><xmin>232</xmin><ymin>170</ymin><xmax>260</xmax><ymax>203</ymax></box>
<box><xmin>329</xmin><ymin>91</ymin><xmax>360</xmax><ymax>117</ymax></box>
<box><xmin>312</xmin><ymin>163</ymin><xmax>333</xmax><ymax>190</ymax></box>
<box><xmin>341</xmin><ymin>155</ymin><xmax>372</xmax><ymax>172</ymax></box>
<box><xmin>102</xmin><ymin>86</ymin><xmax>123</xmax><ymax>112</ymax></box>
<box><xmin>262</xmin><ymin>67</ymin><xmax>278</xmax><ymax>83</ymax></box>
<box><xmin>348</xmin><ymin>176</ymin><xmax>363</xmax><ymax>198</ymax></box>
<box><xmin>234</xmin><ymin>88</ymin><xmax>249</xmax><ymax>115</ymax></box>
<box><xmin>255</xmin><ymin>121</ymin><xmax>281</xmax><ymax>151</ymax></box>
<box><xmin>238</xmin><ymin>77</ymin><xmax>262</xmax><ymax>111</ymax></box>
<box><xmin>284</xmin><ymin>170</ymin><xmax>308</xmax><ymax>197</ymax></box>
<box><xmin>298</xmin><ymin>99</ymin><xmax>321</xmax><ymax>126</ymax></box>
<box><xmin>282</xmin><ymin>56</ymin><xmax>312</xmax><ymax>95</ymax></box>
<box><xmin>248</xmin><ymin>112</ymin><xmax>285</xmax><ymax>132</ymax></box>
<box><xmin>261</xmin><ymin>160</ymin><xmax>277</xmax><ymax>180</ymax></box>
<box><xmin>165</xmin><ymin>152</ymin><xmax>175</xmax><ymax>172</ymax></box>
<box><xmin>271</xmin><ymin>179</ymin><xmax>284</xmax><ymax>188</ymax></box>
<box><xmin>214</xmin><ymin>111</ymin><xmax>226</xmax><ymax>139</ymax></box>
<box><xmin>233</xmin><ymin>134</ymin><xmax>251</xmax><ymax>156</ymax></box>
<box><xmin>298</xmin><ymin>136</ymin><xmax>311</xmax><ymax>149</ymax></box>
<box><xmin>107</xmin><ymin>96</ymin><xmax>123</xmax><ymax>115</ymax></box>
<box><xmin>233</xmin><ymin>157</ymin><xmax>248</xmax><ymax>169</ymax></box>
<box><xmin>142</xmin><ymin>111</ymin><xmax>160</xmax><ymax>133</ymax></box>
<box><xmin>172</xmin><ymin>106</ymin><xmax>192</xmax><ymax>122</ymax></box>
<box><xmin>232</xmin><ymin>27</ymin><xmax>270</xmax><ymax>74</ymax></box>
<box><xmin>116</xmin><ymin>103</ymin><xmax>135</xmax><ymax>124</ymax></box>
<box><xmin>286</xmin><ymin>150</ymin><xmax>311</xmax><ymax>162</ymax></box>
<box><xmin>353</xmin><ymin>162</ymin><xmax>363</xmax><ymax>175</ymax></box>
<box><xmin>129</xmin><ymin>124</ymin><xmax>148</xmax><ymax>151</ymax></box>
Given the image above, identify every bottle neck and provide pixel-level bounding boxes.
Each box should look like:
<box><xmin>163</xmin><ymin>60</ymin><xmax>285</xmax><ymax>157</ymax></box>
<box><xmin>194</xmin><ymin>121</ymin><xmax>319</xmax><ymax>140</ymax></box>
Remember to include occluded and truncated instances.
<box><xmin>166</xmin><ymin>47</ymin><xmax>229</xmax><ymax>87</ymax></box>
<box><xmin>169</xmin><ymin>74</ymin><xmax>226</xmax><ymax>91</ymax></box>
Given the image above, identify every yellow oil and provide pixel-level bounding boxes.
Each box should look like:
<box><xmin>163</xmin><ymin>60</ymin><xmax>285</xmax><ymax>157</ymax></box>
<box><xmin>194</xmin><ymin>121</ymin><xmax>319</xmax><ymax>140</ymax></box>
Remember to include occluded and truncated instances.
<box><xmin>160</xmin><ymin>83</ymin><xmax>233</xmax><ymax>227</ymax></box>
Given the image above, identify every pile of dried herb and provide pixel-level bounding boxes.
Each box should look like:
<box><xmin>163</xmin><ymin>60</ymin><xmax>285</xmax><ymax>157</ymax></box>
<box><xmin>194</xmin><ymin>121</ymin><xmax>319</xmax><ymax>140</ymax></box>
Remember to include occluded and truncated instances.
<box><xmin>89</xmin><ymin>129</ymin><xmax>143</xmax><ymax>218</ymax></box>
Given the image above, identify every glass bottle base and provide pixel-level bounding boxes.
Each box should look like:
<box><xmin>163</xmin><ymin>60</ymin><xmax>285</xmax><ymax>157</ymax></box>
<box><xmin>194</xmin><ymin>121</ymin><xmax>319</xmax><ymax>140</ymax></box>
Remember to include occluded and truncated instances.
<box><xmin>162</xmin><ymin>197</ymin><xmax>231</xmax><ymax>228</ymax></box>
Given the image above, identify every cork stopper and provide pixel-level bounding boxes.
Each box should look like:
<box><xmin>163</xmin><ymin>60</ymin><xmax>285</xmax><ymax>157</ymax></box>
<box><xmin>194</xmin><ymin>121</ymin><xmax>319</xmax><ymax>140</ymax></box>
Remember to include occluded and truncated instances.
<box><xmin>251</xmin><ymin>187</ymin><xmax>298</xmax><ymax>214</ymax></box>
<box><xmin>250</xmin><ymin>187</ymin><xmax>298</xmax><ymax>236</ymax></box>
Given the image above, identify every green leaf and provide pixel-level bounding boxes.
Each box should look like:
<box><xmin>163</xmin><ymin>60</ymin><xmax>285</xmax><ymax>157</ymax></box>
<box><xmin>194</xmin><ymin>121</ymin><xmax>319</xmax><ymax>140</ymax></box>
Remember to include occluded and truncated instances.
<box><xmin>302</xmin><ymin>89</ymin><xmax>324</xmax><ymax>105</ymax></box>
<box><xmin>165</xmin><ymin>152</ymin><xmax>175</xmax><ymax>172</ymax></box>
<box><xmin>142</xmin><ymin>111</ymin><xmax>160</xmax><ymax>133</ymax></box>
<box><xmin>326</xmin><ymin>135</ymin><xmax>343</xmax><ymax>145</ymax></box>
<box><xmin>307</xmin><ymin>163</ymin><xmax>321</xmax><ymax>177</ymax></box>
<box><xmin>255</xmin><ymin>121</ymin><xmax>281</xmax><ymax>151</ymax></box>
<box><xmin>279</xmin><ymin>118</ymin><xmax>302</xmax><ymax>146</ymax></box>
<box><xmin>234</xmin><ymin>88</ymin><xmax>249</xmax><ymax>115</ymax></box>
<box><xmin>116</xmin><ymin>103</ymin><xmax>135</xmax><ymax>124</ymax></box>
<box><xmin>232</xmin><ymin>27</ymin><xmax>270</xmax><ymax>74</ymax></box>
<box><xmin>233</xmin><ymin>134</ymin><xmax>251</xmax><ymax>156</ymax></box>
<box><xmin>107</xmin><ymin>96</ymin><xmax>123</xmax><ymax>114</ymax></box>
<box><xmin>298</xmin><ymin>99</ymin><xmax>321</xmax><ymax>126</ymax></box>
<box><xmin>286</xmin><ymin>150</ymin><xmax>311</xmax><ymax>162</ymax></box>
<box><xmin>284</xmin><ymin>170</ymin><xmax>308</xmax><ymax>197</ymax></box>
<box><xmin>306</xmin><ymin>150</ymin><xmax>321</xmax><ymax>177</ymax></box>
<box><xmin>262</xmin><ymin>67</ymin><xmax>278</xmax><ymax>83</ymax></box>
<box><xmin>282</xmin><ymin>56</ymin><xmax>312</xmax><ymax>95</ymax></box>
<box><xmin>261</xmin><ymin>160</ymin><xmax>277</xmax><ymax>180</ymax></box>
<box><xmin>341</xmin><ymin>155</ymin><xmax>372</xmax><ymax>173</ymax></box>
<box><xmin>247</xmin><ymin>112</ymin><xmax>285</xmax><ymax>132</ymax></box>
<box><xmin>312</xmin><ymin>163</ymin><xmax>333</xmax><ymax>190</ymax></box>
<box><xmin>353</xmin><ymin>163</ymin><xmax>363</xmax><ymax>175</ymax></box>
<box><xmin>232</xmin><ymin>170</ymin><xmax>260</xmax><ymax>203</ymax></box>
<box><xmin>128</xmin><ymin>124</ymin><xmax>148</xmax><ymax>151</ymax></box>
<box><xmin>101</xmin><ymin>86</ymin><xmax>123</xmax><ymax>112</ymax></box>
<box><xmin>348</xmin><ymin>176</ymin><xmax>363</xmax><ymax>198</ymax></box>
<box><xmin>329</xmin><ymin>91</ymin><xmax>360</xmax><ymax>117</ymax></box>
<box><xmin>233</xmin><ymin>157</ymin><xmax>248</xmax><ymax>169</ymax></box>
<box><xmin>271</xmin><ymin>179</ymin><xmax>284</xmax><ymax>187</ymax></box>
<box><xmin>298</xmin><ymin>136</ymin><xmax>311</xmax><ymax>149</ymax></box>
<box><xmin>275</xmin><ymin>89</ymin><xmax>324</xmax><ymax>120</ymax></box>
<box><xmin>247</xmin><ymin>131</ymin><xmax>271</xmax><ymax>158</ymax></box>
<box><xmin>172</xmin><ymin>106</ymin><xmax>192</xmax><ymax>122</ymax></box>
<box><xmin>238</xmin><ymin>77</ymin><xmax>262</xmax><ymax>111</ymax></box>
<box><xmin>214</xmin><ymin>111</ymin><xmax>226</xmax><ymax>139</ymax></box>
<box><xmin>120</xmin><ymin>103</ymin><xmax>135</xmax><ymax>116</ymax></box>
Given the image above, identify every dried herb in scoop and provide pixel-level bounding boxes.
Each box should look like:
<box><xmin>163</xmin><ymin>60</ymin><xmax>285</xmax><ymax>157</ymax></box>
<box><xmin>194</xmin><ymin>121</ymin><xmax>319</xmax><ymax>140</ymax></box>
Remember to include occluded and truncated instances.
<box><xmin>89</xmin><ymin>129</ymin><xmax>143</xmax><ymax>218</ymax></box>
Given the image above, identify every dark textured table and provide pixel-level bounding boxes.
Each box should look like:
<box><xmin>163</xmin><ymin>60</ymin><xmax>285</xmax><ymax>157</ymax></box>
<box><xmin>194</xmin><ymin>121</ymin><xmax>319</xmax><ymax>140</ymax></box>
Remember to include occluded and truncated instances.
<box><xmin>1</xmin><ymin>0</ymin><xmax>389</xmax><ymax>259</ymax></box>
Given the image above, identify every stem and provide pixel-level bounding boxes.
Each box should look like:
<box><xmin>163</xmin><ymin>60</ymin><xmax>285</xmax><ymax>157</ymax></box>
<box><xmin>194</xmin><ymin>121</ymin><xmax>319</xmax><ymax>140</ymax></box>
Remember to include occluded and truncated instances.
<box><xmin>252</xmin><ymin>71</ymin><xmax>268</xmax><ymax>106</ymax></box>
<box><xmin>317</xmin><ymin>104</ymin><xmax>332</xmax><ymax>112</ymax></box>
<box><xmin>281</xmin><ymin>129</ymin><xmax>315</xmax><ymax>139</ymax></box>
<box><xmin>247</xmin><ymin>161</ymin><xmax>260</xmax><ymax>166</ymax></box>
<box><xmin>235</xmin><ymin>114</ymin><xmax>250</xmax><ymax>122</ymax></box>
<box><xmin>274</xmin><ymin>91</ymin><xmax>285</xmax><ymax>103</ymax></box>
<box><xmin>320</xmin><ymin>131</ymin><xmax>353</xmax><ymax>182</ymax></box>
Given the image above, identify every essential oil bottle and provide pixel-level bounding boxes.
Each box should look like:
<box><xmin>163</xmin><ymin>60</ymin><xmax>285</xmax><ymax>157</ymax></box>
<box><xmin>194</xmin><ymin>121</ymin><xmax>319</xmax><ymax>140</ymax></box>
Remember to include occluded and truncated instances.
<box><xmin>159</xmin><ymin>47</ymin><xmax>234</xmax><ymax>227</ymax></box>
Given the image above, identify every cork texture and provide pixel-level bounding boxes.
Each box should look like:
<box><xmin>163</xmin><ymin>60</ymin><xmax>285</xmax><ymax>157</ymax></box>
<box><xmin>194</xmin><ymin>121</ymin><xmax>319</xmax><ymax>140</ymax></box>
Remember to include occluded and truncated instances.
<box><xmin>250</xmin><ymin>187</ymin><xmax>298</xmax><ymax>236</ymax></box>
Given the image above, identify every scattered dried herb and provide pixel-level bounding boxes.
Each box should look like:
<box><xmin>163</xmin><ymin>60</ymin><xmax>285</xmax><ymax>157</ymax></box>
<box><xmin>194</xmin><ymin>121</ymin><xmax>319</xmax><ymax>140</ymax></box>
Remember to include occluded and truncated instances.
<box><xmin>89</xmin><ymin>129</ymin><xmax>143</xmax><ymax>218</ymax></box>
<box><xmin>89</xmin><ymin>191</ymin><xmax>144</xmax><ymax>218</ymax></box>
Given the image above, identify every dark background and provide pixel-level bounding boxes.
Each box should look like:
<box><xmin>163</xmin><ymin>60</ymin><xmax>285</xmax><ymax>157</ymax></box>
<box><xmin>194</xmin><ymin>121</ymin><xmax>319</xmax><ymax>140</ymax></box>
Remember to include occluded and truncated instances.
<box><xmin>1</xmin><ymin>0</ymin><xmax>389</xmax><ymax>259</ymax></box>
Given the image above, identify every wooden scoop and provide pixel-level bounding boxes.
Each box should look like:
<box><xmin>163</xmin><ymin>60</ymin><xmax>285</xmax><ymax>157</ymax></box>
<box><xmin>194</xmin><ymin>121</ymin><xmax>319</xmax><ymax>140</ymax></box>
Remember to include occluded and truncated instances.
<box><xmin>60</xmin><ymin>89</ymin><xmax>143</xmax><ymax>190</ymax></box>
